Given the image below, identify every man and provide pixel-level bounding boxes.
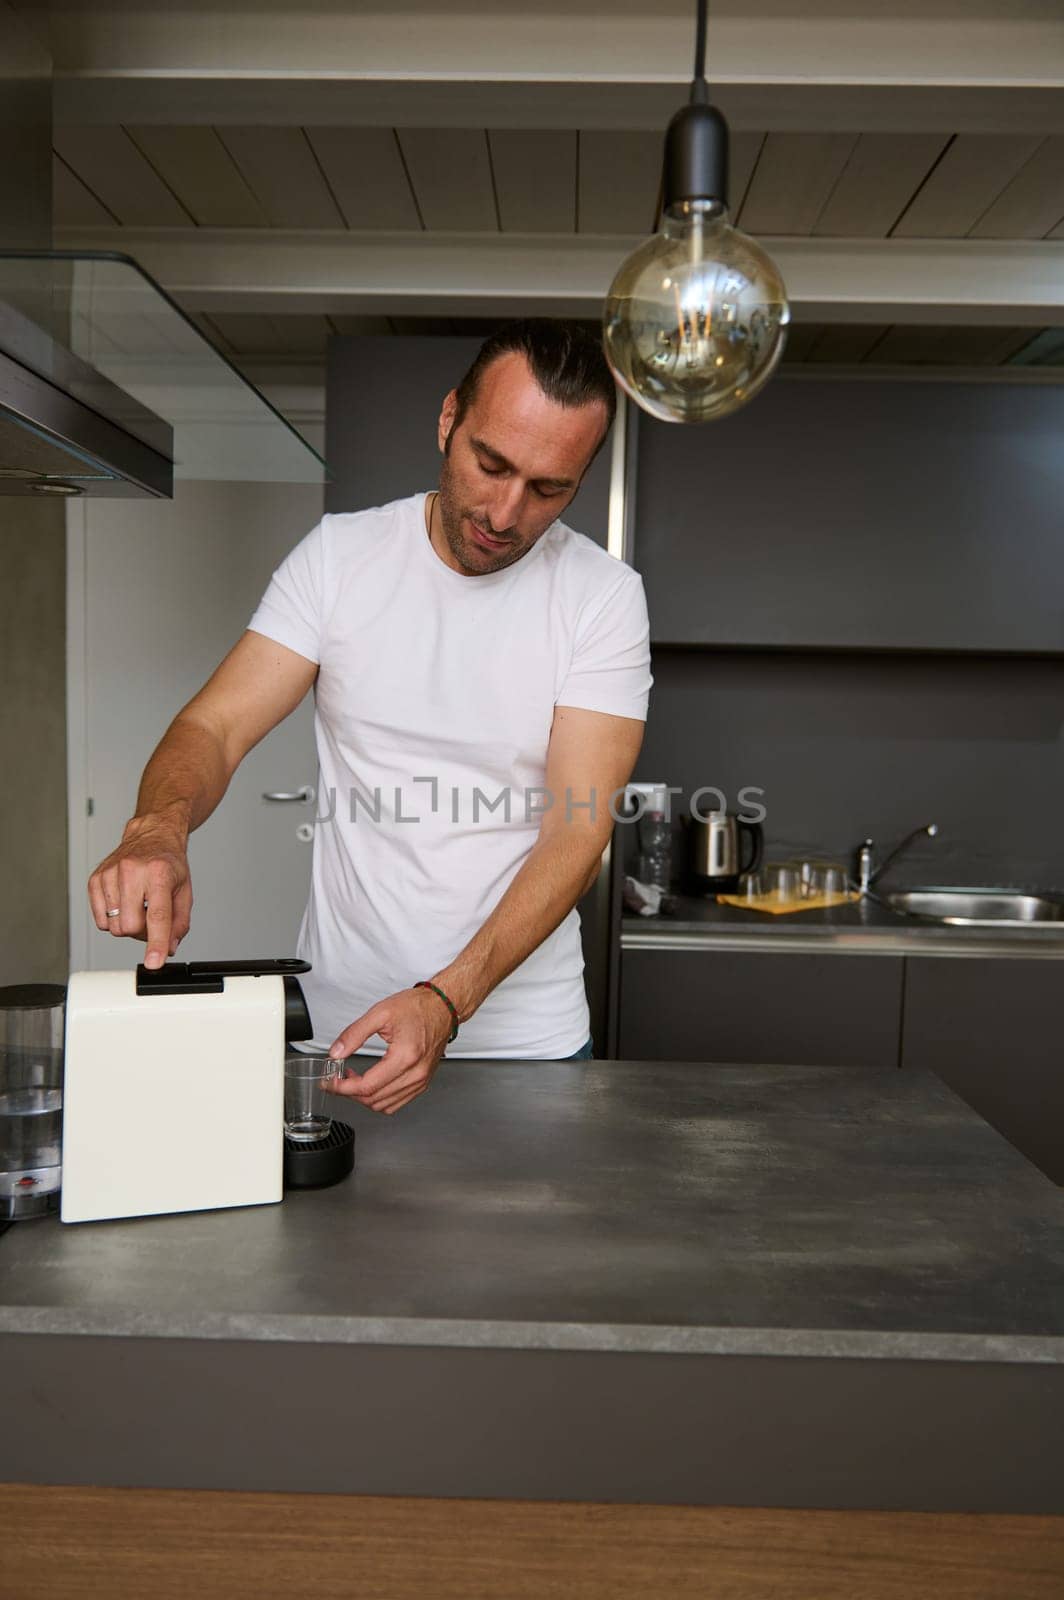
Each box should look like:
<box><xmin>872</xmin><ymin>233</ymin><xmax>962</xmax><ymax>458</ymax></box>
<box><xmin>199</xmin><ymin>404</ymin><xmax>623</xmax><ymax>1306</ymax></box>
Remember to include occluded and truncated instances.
<box><xmin>88</xmin><ymin>320</ymin><xmax>652</xmax><ymax>1115</ymax></box>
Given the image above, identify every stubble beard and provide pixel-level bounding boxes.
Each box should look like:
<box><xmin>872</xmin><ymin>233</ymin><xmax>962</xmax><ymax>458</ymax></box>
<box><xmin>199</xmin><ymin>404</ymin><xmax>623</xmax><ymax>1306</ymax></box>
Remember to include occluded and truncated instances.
<box><xmin>437</xmin><ymin>455</ymin><xmax>527</xmax><ymax>576</ymax></box>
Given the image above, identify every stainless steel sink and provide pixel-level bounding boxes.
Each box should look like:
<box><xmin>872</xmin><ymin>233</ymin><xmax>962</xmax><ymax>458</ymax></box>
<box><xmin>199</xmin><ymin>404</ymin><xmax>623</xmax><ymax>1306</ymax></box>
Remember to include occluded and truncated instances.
<box><xmin>885</xmin><ymin>888</ymin><xmax>1064</xmax><ymax>925</ymax></box>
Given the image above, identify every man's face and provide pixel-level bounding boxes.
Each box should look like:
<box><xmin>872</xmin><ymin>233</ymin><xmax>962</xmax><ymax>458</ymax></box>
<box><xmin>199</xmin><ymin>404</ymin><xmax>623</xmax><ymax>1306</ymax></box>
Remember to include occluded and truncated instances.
<box><xmin>435</xmin><ymin>351</ymin><xmax>610</xmax><ymax>576</ymax></box>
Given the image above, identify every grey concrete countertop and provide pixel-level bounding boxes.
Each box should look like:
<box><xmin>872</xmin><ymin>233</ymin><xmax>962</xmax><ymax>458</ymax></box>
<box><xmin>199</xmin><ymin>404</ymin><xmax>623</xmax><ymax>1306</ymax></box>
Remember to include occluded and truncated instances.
<box><xmin>623</xmin><ymin>892</ymin><xmax>1064</xmax><ymax>957</ymax></box>
<box><xmin>2</xmin><ymin>1062</ymin><xmax>1063</xmax><ymax>1362</ymax></box>
<box><xmin>4</xmin><ymin>1062</ymin><xmax>1064</xmax><ymax>1508</ymax></box>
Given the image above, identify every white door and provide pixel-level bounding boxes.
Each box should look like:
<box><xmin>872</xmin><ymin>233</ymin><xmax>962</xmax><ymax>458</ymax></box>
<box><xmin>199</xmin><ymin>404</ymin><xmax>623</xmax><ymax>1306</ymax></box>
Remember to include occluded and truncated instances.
<box><xmin>67</xmin><ymin>478</ymin><xmax>325</xmax><ymax>970</ymax></box>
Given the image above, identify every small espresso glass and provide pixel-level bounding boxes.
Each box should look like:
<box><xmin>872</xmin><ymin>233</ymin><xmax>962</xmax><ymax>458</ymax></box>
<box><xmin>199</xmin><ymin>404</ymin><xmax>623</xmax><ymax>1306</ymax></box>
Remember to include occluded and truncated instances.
<box><xmin>821</xmin><ymin>865</ymin><xmax>851</xmax><ymax>901</ymax></box>
<box><xmin>736</xmin><ymin>870</ymin><xmax>765</xmax><ymax>904</ymax></box>
<box><xmin>767</xmin><ymin>864</ymin><xmax>802</xmax><ymax>903</ymax></box>
<box><xmin>284</xmin><ymin>1053</ymin><xmax>344</xmax><ymax>1143</ymax></box>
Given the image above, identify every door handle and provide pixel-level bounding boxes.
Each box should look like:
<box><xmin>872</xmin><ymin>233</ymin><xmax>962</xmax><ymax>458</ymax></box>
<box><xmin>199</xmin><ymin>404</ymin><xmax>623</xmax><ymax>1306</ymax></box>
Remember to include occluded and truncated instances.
<box><xmin>262</xmin><ymin>785</ymin><xmax>315</xmax><ymax>803</ymax></box>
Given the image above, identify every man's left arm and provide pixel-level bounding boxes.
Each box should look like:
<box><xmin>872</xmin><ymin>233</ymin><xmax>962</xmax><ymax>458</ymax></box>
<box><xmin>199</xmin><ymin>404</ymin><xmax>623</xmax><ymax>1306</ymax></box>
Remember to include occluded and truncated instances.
<box><xmin>328</xmin><ymin>704</ymin><xmax>644</xmax><ymax>1114</ymax></box>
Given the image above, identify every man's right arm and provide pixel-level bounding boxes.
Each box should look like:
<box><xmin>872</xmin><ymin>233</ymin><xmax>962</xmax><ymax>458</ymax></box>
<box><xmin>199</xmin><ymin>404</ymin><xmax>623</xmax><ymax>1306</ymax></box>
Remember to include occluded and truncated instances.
<box><xmin>87</xmin><ymin>629</ymin><xmax>318</xmax><ymax>969</ymax></box>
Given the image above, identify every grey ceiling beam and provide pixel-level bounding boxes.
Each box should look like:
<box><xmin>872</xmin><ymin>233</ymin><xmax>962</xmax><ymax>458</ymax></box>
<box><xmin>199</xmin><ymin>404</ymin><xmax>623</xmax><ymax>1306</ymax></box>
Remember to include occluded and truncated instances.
<box><xmin>35</xmin><ymin>0</ymin><xmax>1064</xmax><ymax>134</ymax></box>
<box><xmin>55</xmin><ymin>228</ymin><xmax>1064</xmax><ymax>326</ymax></box>
<box><xmin>52</xmin><ymin>79</ymin><xmax>1064</xmax><ymax>137</ymax></box>
<box><xmin>30</xmin><ymin>0</ymin><xmax>1063</xmax><ymax>89</ymax></box>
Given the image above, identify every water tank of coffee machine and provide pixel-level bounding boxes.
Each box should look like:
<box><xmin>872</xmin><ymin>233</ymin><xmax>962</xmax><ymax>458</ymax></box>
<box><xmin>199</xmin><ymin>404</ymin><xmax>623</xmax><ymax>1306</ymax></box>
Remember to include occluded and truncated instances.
<box><xmin>0</xmin><ymin>984</ymin><xmax>66</xmax><ymax>1221</ymax></box>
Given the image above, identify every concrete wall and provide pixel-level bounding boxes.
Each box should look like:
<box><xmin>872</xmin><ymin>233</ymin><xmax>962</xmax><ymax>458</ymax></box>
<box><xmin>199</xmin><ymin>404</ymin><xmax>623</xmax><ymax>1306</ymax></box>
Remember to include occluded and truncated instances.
<box><xmin>0</xmin><ymin>0</ymin><xmax>52</xmax><ymax>253</ymax></box>
<box><xmin>0</xmin><ymin>498</ymin><xmax>68</xmax><ymax>984</ymax></box>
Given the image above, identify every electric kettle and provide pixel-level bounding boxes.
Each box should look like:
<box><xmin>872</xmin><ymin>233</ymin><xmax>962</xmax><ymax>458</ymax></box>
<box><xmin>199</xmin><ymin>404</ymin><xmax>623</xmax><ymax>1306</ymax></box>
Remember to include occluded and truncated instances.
<box><xmin>684</xmin><ymin>811</ymin><xmax>764</xmax><ymax>894</ymax></box>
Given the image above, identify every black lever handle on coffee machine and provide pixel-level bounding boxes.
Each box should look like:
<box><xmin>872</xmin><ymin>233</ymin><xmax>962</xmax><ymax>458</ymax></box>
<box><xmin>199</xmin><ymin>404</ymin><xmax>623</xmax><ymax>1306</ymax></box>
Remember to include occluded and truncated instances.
<box><xmin>135</xmin><ymin>959</ymin><xmax>314</xmax><ymax>1042</ymax></box>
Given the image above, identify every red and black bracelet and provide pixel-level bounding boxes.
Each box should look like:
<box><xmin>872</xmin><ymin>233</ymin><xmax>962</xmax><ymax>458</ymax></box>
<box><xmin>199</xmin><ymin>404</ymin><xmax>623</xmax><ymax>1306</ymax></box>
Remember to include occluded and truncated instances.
<box><xmin>414</xmin><ymin>980</ymin><xmax>460</xmax><ymax>1043</ymax></box>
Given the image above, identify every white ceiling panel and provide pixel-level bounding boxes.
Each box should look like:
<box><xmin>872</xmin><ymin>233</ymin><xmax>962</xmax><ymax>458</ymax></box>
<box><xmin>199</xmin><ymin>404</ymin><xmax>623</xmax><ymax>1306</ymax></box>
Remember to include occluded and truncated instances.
<box><xmin>579</xmin><ymin>130</ymin><xmax>764</xmax><ymax>234</ymax></box>
<box><xmin>488</xmin><ymin>130</ymin><xmax>576</xmax><ymax>233</ymax></box>
<box><xmin>892</xmin><ymin>134</ymin><xmax>1044</xmax><ymax>237</ymax></box>
<box><xmin>218</xmin><ymin>127</ymin><xmax>345</xmax><ymax>229</ymax></box>
<box><xmin>728</xmin><ymin>132</ymin><xmax>765</xmax><ymax>217</ymax></box>
<box><xmin>968</xmin><ymin>137</ymin><xmax>1064</xmax><ymax>239</ymax></box>
<box><xmin>869</xmin><ymin>325</ymin><xmax>1035</xmax><ymax>364</ymax></box>
<box><xmin>1010</xmin><ymin>329</ymin><xmax>1064</xmax><ymax>365</ymax></box>
<box><xmin>127</xmin><ymin>126</ymin><xmax>266</xmax><ymax>227</ymax></box>
<box><xmin>52</xmin><ymin>125</ymin><xmax>191</xmax><ymax>225</ymax></box>
<box><xmin>204</xmin><ymin>313</ymin><xmax>331</xmax><ymax>356</ymax></box>
<box><xmin>739</xmin><ymin>133</ymin><xmax>858</xmax><ymax>234</ymax></box>
<box><xmin>328</xmin><ymin>315</ymin><xmax>395</xmax><ymax>336</ymax></box>
<box><xmin>578</xmin><ymin>131</ymin><xmax>660</xmax><ymax>234</ymax></box>
<box><xmin>807</xmin><ymin>324</ymin><xmax>890</xmax><ymax>362</ymax></box>
<box><xmin>778</xmin><ymin>323</ymin><xmax>824</xmax><ymax>361</ymax></box>
<box><xmin>812</xmin><ymin>134</ymin><xmax>949</xmax><ymax>237</ymax></box>
<box><xmin>201</xmin><ymin>313</ymin><xmax>278</xmax><ymax>354</ymax></box>
<box><xmin>306</xmin><ymin>128</ymin><xmax>422</xmax><ymax>231</ymax></box>
<box><xmin>52</xmin><ymin>154</ymin><xmax>116</xmax><ymax>227</ymax></box>
<box><xmin>262</xmin><ymin>315</ymin><xmax>332</xmax><ymax>355</ymax></box>
<box><xmin>397</xmin><ymin>130</ymin><xmax>498</xmax><ymax>232</ymax></box>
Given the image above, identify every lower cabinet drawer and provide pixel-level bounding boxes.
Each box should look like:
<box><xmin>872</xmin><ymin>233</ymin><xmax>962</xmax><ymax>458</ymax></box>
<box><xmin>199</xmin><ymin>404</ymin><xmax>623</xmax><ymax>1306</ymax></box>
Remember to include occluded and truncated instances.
<box><xmin>618</xmin><ymin>949</ymin><xmax>903</xmax><ymax>1068</ymax></box>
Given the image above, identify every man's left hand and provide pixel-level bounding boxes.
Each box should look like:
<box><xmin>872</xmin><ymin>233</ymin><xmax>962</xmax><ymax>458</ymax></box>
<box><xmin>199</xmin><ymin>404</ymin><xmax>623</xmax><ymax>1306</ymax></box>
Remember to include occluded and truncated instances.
<box><xmin>326</xmin><ymin>987</ymin><xmax>453</xmax><ymax>1115</ymax></box>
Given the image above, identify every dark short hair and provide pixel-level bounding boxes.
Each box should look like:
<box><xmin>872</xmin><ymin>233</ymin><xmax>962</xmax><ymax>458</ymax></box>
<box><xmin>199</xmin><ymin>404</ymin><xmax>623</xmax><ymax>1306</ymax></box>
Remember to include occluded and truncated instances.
<box><xmin>449</xmin><ymin>318</ymin><xmax>617</xmax><ymax>455</ymax></box>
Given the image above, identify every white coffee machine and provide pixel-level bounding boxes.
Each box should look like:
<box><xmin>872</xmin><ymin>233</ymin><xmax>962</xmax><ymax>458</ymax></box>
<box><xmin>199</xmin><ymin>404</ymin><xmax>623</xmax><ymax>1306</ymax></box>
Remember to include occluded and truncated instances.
<box><xmin>60</xmin><ymin>958</ymin><xmax>313</xmax><ymax>1224</ymax></box>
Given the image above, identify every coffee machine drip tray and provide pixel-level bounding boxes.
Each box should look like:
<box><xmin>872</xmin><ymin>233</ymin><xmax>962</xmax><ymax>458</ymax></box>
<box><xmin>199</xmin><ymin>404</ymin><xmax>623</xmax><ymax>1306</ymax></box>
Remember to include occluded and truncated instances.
<box><xmin>284</xmin><ymin>1120</ymin><xmax>355</xmax><ymax>1190</ymax></box>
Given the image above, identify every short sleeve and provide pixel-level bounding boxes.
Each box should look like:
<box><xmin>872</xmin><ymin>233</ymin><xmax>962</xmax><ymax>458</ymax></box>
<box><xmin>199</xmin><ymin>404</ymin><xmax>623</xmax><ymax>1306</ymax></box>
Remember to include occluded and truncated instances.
<box><xmin>246</xmin><ymin>520</ymin><xmax>326</xmax><ymax>665</ymax></box>
<box><xmin>555</xmin><ymin>568</ymin><xmax>653</xmax><ymax>722</ymax></box>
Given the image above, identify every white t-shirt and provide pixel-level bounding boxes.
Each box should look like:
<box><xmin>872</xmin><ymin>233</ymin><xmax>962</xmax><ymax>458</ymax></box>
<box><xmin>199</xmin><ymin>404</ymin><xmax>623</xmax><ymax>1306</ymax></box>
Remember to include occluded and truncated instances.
<box><xmin>247</xmin><ymin>492</ymin><xmax>652</xmax><ymax>1058</ymax></box>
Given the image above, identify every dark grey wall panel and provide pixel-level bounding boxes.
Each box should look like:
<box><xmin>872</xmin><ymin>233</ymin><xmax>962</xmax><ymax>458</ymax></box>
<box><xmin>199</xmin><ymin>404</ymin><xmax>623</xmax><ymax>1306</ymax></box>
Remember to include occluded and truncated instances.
<box><xmin>632</xmin><ymin>648</ymin><xmax>1064</xmax><ymax>888</ymax></box>
<box><xmin>619</xmin><ymin>949</ymin><xmax>903</xmax><ymax>1066</ymax></box>
<box><xmin>325</xmin><ymin>335</ymin><xmax>611</xmax><ymax>545</ymax></box>
<box><xmin>635</xmin><ymin>379</ymin><xmax>1064</xmax><ymax>651</ymax></box>
<box><xmin>901</xmin><ymin>956</ymin><xmax>1064</xmax><ymax>1184</ymax></box>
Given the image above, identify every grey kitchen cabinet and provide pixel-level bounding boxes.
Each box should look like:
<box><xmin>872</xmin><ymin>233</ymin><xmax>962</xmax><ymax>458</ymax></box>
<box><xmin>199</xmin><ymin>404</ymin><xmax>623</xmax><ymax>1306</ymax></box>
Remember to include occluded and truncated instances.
<box><xmin>618</xmin><ymin>948</ymin><xmax>903</xmax><ymax>1067</ymax></box>
<box><xmin>634</xmin><ymin>380</ymin><xmax>1064</xmax><ymax>651</ymax></box>
<box><xmin>901</xmin><ymin>956</ymin><xmax>1064</xmax><ymax>1185</ymax></box>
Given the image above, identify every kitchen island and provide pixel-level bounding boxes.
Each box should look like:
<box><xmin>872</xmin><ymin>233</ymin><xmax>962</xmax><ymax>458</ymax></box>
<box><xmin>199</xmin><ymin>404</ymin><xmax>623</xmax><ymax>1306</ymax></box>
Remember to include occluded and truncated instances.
<box><xmin>1</xmin><ymin>1060</ymin><xmax>1062</xmax><ymax>1517</ymax></box>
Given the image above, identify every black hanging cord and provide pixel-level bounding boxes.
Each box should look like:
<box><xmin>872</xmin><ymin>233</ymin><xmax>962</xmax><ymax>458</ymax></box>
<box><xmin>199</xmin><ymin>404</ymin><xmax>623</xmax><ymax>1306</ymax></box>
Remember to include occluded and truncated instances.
<box><xmin>662</xmin><ymin>0</ymin><xmax>728</xmax><ymax>214</ymax></box>
<box><xmin>691</xmin><ymin>0</ymin><xmax>709</xmax><ymax>103</ymax></box>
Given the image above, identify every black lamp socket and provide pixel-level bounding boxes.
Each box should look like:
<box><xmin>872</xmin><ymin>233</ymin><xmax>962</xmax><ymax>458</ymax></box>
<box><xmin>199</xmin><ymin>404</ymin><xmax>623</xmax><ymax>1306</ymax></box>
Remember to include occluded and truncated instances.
<box><xmin>663</xmin><ymin>101</ymin><xmax>730</xmax><ymax>214</ymax></box>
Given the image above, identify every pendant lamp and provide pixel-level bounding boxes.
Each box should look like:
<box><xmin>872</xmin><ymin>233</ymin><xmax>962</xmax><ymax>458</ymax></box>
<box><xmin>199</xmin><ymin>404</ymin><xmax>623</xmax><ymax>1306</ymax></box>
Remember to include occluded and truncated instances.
<box><xmin>603</xmin><ymin>0</ymin><xmax>790</xmax><ymax>423</ymax></box>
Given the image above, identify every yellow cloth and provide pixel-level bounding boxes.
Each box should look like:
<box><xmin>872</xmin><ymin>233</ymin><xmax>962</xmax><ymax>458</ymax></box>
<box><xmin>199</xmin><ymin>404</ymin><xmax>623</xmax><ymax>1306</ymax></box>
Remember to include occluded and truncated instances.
<box><xmin>715</xmin><ymin>889</ymin><xmax>858</xmax><ymax>916</ymax></box>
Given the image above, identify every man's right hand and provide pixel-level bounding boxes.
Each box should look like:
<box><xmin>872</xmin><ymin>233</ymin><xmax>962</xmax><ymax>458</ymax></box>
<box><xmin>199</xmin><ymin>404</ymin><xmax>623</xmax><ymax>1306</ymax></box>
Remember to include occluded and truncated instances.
<box><xmin>87</xmin><ymin>810</ymin><xmax>193</xmax><ymax>970</ymax></box>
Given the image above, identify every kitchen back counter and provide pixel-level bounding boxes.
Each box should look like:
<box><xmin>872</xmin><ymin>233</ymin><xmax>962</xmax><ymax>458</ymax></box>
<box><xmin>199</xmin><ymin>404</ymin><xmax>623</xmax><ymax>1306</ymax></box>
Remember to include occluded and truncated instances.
<box><xmin>623</xmin><ymin>893</ymin><xmax>1064</xmax><ymax>957</ymax></box>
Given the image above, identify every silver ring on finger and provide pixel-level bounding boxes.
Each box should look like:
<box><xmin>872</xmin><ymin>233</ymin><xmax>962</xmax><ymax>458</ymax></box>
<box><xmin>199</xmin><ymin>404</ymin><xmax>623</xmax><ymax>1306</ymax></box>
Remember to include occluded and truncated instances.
<box><xmin>106</xmin><ymin>907</ymin><xmax>120</xmax><ymax>917</ymax></box>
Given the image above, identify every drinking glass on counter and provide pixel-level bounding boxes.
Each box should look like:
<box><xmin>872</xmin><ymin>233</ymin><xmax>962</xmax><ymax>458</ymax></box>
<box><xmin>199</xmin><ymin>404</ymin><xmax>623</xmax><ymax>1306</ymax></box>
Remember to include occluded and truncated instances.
<box><xmin>769</xmin><ymin>864</ymin><xmax>802</xmax><ymax>903</ymax></box>
<box><xmin>820</xmin><ymin>865</ymin><xmax>850</xmax><ymax>900</ymax></box>
<box><xmin>734</xmin><ymin>860</ymin><xmax>852</xmax><ymax>908</ymax></box>
<box><xmin>284</xmin><ymin>1053</ymin><xmax>344</xmax><ymax>1142</ymax></box>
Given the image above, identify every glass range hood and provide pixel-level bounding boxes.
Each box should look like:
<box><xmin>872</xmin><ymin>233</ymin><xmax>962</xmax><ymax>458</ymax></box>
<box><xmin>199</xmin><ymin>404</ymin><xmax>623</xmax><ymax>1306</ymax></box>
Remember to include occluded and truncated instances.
<box><xmin>0</xmin><ymin>251</ymin><xmax>326</xmax><ymax>497</ymax></box>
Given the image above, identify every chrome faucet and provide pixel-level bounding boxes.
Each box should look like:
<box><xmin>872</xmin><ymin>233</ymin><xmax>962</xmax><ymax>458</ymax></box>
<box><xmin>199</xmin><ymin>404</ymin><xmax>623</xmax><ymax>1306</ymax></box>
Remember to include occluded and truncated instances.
<box><xmin>856</xmin><ymin>823</ymin><xmax>939</xmax><ymax>896</ymax></box>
